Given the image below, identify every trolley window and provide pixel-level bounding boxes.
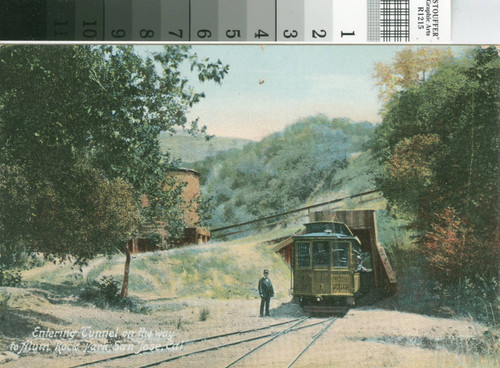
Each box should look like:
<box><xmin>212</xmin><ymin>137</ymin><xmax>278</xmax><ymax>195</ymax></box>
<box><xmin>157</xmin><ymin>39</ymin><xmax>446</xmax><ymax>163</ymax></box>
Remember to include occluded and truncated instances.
<box><xmin>297</xmin><ymin>242</ymin><xmax>311</xmax><ymax>268</ymax></box>
<box><xmin>305</xmin><ymin>223</ymin><xmax>352</xmax><ymax>236</ymax></box>
<box><xmin>313</xmin><ymin>241</ymin><xmax>330</xmax><ymax>267</ymax></box>
<box><xmin>334</xmin><ymin>223</ymin><xmax>352</xmax><ymax>236</ymax></box>
<box><xmin>333</xmin><ymin>241</ymin><xmax>350</xmax><ymax>268</ymax></box>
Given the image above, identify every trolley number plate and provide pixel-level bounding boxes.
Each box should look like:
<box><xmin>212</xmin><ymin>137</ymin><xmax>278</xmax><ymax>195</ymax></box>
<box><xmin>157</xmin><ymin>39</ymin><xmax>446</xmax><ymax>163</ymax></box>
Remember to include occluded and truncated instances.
<box><xmin>332</xmin><ymin>283</ymin><xmax>350</xmax><ymax>291</ymax></box>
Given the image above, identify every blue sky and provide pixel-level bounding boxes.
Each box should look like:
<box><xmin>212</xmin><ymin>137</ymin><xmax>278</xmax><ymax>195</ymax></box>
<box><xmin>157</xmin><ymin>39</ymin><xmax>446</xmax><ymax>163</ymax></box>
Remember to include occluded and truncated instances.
<box><xmin>144</xmin><ymin>45</ymin><xmax>467</xmax><ymax>141</ymax></box>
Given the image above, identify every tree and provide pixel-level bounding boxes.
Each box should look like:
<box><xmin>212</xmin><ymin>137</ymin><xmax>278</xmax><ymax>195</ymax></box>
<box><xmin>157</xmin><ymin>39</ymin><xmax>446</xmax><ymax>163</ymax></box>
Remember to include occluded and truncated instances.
<box><xmin>372</xmin><ymin>47</ymin><xmax>500</xmax><ymax>282</ymax></box>
<box><xmin>0</xmin><ymin>45</ymin><xmax>228</xmax><ymax>294</ymax></box>
<box><xmin>422</xmin><ymin>208</ymin><xmax>494</xmax><ymax>285</ymax></box>
<box><xmin>373</xmin><ymin>47</ymin><xmax>453</xmax><ymax>106</ymax></box>
<box><xmin>0</xmin><ymin>164</ymin><xmax>33</xmax><ymax>267</ymax></box>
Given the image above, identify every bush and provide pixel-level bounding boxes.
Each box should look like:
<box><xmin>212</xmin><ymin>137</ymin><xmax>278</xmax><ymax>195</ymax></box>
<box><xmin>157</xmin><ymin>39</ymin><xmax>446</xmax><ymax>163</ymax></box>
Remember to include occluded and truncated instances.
<box><xmin>80</xmin><ymin>276</ymin><xmax>149</xmax><ymax>313</ymax></box>
<box><xmin>199</xmin><ymin>307</ymin><xmax>210</xmax><ymax>321</ymax></box>
<box><xmin>422</xmin><ymin>208</ymin><xmax>497</xmax><ymax>285</ymax></box>
<box><xmin>0</xmin><ymin>291</ymin><xmax>11</xmax><ymax>308</ymax></box>
<box><xmin>433</xmin><ymin>277</ymin><xmax>499</xmax><ymax>325</ymax></box>
<box><xmin>0</xmin><ymin>265</ymin><xmax>22</xmax><ymax>287</ymax></box>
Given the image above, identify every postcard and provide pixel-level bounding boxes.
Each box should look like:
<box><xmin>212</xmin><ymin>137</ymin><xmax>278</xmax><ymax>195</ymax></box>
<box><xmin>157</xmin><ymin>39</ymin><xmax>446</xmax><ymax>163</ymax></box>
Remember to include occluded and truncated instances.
<box><xmin>0</xmin><ymin>43</ymin><xmax>498</xmax><ymax>367</ymax></box>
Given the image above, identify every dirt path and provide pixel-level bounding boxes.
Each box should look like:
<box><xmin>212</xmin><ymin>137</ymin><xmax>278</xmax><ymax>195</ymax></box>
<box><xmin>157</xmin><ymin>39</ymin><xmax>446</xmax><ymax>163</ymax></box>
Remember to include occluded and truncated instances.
<box><xmin>0</xmin><ymin>291</ymin><xmax>498</xmax><ymax>368</ymax></box>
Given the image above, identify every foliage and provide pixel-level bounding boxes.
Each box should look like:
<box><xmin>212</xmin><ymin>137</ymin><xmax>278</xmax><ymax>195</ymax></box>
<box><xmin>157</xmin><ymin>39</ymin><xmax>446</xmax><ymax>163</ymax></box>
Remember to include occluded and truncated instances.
<box><xmin>199</xmin><ymin>307</ymin><xmax>210</xmax><ymax>321</ymax></box>
<box><xmin>34</xmin><ymin>166</ymin><xmax>141</xmax><ymax>265</ymax></box>
<box><xmin>373</xmin><ymin>47</ymin><xmax>453</xmax><ymax>106</ymax></box>
<box><xmin>193</xmin><ymin>115</ymin><xmax>375</xmax><ymax>228</ymax></box>
<box><xmin>81</xmin><ymin>276</ymin><xmax>120</xmax><ymax>303</ymax></box>
<box><xmin>196</xmin><ymin>195</ymin><xmax>216</xmax><ymax>228</ymax></box>
<box><xmin>0</xmin><ymin>265</ymin><xmax>21</xmax><ymax>286</ymax></box>
<box><xmin>176</xmin><ymin>317</ymin><xmax>183</xmax><ymax>329</ymax></box>
<box><xmin>0</xmin><ymin>164</ymin><xmax>33</xmax><ymax>267</ymax></box>
<box><xmin>422</xmin><ymin>208</ymin><xmax>494</xmax><ymax>285</ymax></box>
<box><xmin>0</xmin><ymin>291</ymin><xmax>10</xmax><ymax>308</ymax></box>
<box><xmin>433</xmin><ymin>276</ymin><xmax>499</xmax><ymax>325</ymax></box>
<box><xmin>372</xmin><ymin>47</ymin><xmax>500</xmax><ymax>295</ymax></box>
<box><xmin>313</xmin><ymin>150</ymin><xmax>381</xmax><ymax>201</ymax></box>
<box><xmin>0</xmin><ymin>45</ymin><xmax>228</xmax><ymax>266</ymax></box>
<box><xmin>80</xmin><ymin>276</ymin><xmax>149</xmax><ymax>313</ymax></box>
<box><xmin>383</xmin><ymin>134</ymin><xmax>441</xmax><ymax>215</ymax></box>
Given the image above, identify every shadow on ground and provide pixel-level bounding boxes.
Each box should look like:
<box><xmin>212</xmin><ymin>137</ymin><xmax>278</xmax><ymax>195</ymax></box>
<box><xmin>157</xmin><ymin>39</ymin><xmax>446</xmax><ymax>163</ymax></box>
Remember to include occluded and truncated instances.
<box><xmin>270</xmin><ymin>300</ymin><xmax>305</xmax><ymax>318</ymax></box>
<box><xmin>0</xmin><ymin>308</ymin><xmax>69</xmax><ymax>339</ymax></box>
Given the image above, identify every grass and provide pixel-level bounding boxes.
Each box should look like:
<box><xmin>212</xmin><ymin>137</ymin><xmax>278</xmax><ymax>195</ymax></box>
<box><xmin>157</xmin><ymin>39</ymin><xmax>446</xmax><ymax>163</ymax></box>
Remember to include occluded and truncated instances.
<box><xmin>20</xmin><ymin>226</ymin><xmax>294</xmax><ymax>304</ymax></box>
<box><xmin>0</xmin><ymin>291</ymin><xmax>10</xmax><ymax>308</ymax></box>
<box><xmin>175</xmin><ymin>317</ymin><xmax>183</xmax><ymax>329</ymax></box>
<box><xmin>199</xmin><ymin>307</ymin><xmax>210</xmax><ymax>321</ymax></box>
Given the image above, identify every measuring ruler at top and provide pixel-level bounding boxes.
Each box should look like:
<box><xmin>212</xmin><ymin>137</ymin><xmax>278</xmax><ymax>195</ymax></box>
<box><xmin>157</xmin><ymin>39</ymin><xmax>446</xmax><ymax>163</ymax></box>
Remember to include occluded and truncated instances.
<box><xmin>1</xmin><ymin>0</ymin><xmax>451</xmax><ymax>42</ymax></box>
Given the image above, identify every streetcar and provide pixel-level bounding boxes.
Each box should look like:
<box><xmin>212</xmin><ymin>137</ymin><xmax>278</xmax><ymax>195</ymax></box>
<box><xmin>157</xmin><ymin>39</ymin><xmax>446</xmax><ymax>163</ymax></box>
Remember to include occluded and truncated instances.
<box><xmin>291</xmin><ymin>221</ymin><xmax>370</xmax><ymax>314</ymax></box>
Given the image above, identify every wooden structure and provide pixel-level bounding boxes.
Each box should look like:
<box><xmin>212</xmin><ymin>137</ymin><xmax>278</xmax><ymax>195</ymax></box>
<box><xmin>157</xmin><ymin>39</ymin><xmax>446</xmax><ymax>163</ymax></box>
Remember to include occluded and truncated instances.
<box><xmin>184</xmin><ymin>227</ymin><xmax>211</xmax><ymax>244</ymax></box>
<box><xmin>131</xmin><ymin>169</ymin><xmax>211</xmax><ymax>254</ymax></box>
<box><xmin>275</xmin><ymin>230</ymin><xmax>304</xmax><ymax>264</ymax></box>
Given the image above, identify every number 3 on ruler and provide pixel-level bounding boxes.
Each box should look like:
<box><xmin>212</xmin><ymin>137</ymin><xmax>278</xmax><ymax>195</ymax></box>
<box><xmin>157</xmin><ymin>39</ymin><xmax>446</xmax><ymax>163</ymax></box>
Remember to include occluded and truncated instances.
<box><xmin>283</xmin><ymin>30</ymin><xmax>298</xmax><ymax>38</ymax></box>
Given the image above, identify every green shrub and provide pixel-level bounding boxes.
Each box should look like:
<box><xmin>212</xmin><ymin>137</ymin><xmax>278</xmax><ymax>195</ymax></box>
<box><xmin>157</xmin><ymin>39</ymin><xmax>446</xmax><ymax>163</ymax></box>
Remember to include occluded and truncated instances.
<box><xmin>80</xmin><ymin>276</ymin><xmax>149</xmax><ymax>313</ymax></box>
<box><xmin>176</xmin><ymin>317</ymin><xmax>183</xmax><ymax>329</ymax></box>
<box><xmin>199</xmin><ymin>307</ymin><xmax>210</xmax><ymax>321</ymax></box>
<box><xmin>433</xmin><ymin>277</ymin><xmax>499</xmax><ymax>326</ymax></box>
<box><xmin>0</xmin><ymin>291</ymin><xmax>10</xmax><ymax>308</ymax></box>
<box><xmin>0</xmin><ymin>265</ymin><xmax>22</xmax><ymax>286</ymax></box>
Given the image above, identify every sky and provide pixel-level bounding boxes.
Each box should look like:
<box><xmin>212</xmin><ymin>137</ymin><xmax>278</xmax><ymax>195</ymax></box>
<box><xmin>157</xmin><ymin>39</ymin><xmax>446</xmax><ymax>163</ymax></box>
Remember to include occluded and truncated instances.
<box><xmin>144</xmin><ymin>45</ymin><xmax>463</xmax><ymax>141</ymax></box>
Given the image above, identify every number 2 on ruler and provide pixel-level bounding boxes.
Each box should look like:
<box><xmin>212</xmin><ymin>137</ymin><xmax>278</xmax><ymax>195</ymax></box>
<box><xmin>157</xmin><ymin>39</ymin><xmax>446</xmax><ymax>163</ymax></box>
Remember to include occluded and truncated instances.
<box><xmin>312</xmin><ymin>29</ymin><xmax>327</xmax><ymax>38</ymax></box>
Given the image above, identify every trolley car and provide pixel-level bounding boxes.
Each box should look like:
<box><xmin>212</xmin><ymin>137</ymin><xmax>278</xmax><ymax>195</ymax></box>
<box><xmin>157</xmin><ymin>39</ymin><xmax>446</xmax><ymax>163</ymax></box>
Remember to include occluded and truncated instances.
<box><xmin>291</xmin><ymin>221</ymin><xmax>370</xmax><ymax>314</ymax></box>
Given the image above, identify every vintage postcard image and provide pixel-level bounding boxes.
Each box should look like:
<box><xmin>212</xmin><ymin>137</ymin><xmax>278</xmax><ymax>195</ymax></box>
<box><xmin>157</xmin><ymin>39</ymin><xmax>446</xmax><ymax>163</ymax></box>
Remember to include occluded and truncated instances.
<box><xmin>0</xmin><ymin>44</ymin><xmax>498</xmax><ymax>367</ymax></box>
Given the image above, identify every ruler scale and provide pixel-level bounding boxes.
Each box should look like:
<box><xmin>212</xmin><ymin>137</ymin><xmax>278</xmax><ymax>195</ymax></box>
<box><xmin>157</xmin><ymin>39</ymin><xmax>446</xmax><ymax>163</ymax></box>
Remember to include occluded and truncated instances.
<box><xmin>0</xmin><ymin>0</ymin><xmax>451</xmax><ymax>42</ymax></box>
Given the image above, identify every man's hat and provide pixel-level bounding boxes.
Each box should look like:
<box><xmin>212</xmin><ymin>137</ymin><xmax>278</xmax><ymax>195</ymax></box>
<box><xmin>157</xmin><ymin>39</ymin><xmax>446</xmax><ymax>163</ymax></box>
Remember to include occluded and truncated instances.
<box><xmin>263</xmin><ymin>269</ymin><xmax>269</xmax><ymax>274</ymax></box>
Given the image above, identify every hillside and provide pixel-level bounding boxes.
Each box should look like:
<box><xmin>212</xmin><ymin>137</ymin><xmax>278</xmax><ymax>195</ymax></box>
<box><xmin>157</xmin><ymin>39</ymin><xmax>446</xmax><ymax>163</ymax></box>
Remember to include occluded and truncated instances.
<box><xmin>191</xmin><ymin>115</ymin><xmax>376</xmax><ymax>229</ymax></box>
<box><xmin>20</xmin><ymin>227</ymin><xmax>295</xmax><ymax>303</ymax></box>
<box><xmin>158</xmin><ymin>131</ymin><xmax>251</xmax><ymax>164</ymax></box>
<box><xmin>308</xmin><ymin>150</ymin><xmax>381</xmax><ymax>205</ymax></box>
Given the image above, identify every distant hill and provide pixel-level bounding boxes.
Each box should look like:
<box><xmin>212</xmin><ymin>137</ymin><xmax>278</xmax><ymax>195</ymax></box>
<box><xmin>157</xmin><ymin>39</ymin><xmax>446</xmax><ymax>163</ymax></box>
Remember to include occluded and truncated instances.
<box><xmin>158</xmin><ymin>131</ymin><xmax>251</xmax><ymax>164</ymax></box>
<box><xmin>191</xmin><ymin>115</ymin><xmax>377</xmax><ymax>229</ymax></box>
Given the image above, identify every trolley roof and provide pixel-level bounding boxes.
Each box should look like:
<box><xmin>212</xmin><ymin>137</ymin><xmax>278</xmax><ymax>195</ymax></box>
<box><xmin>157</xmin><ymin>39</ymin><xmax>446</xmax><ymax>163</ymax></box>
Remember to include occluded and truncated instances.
<box><xmin>292</xmin><ymin>222</ymin><xmax>360</xmax><ymax>243</ymax></box>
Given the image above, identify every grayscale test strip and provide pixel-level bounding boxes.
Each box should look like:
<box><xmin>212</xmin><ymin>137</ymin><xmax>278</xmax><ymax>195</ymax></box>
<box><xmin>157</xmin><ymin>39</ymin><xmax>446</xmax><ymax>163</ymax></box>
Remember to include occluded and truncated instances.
<box><xmin>0</xmin><ymin>0</ymin><xmax>451</xmax><ymax>42</ymax></box>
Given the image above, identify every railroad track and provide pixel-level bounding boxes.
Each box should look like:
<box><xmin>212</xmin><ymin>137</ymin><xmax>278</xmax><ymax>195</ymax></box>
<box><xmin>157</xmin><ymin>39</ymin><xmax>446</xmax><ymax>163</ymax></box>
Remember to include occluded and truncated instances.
<box><xmin>70</xmin><ymin>317</ymin><xmax>305</xmax><ymax>367</ymax></box>
<box><xmin>70</xmin><ymin>316</ymin><xmax>337</xmax><ymax>368</ymax></box>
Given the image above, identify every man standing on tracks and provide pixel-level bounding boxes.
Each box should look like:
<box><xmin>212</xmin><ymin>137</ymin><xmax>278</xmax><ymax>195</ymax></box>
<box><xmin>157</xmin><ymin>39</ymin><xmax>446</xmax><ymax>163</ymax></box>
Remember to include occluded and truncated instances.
<box><xmin>258</xmin><ymin>269</ymin><xmax>274</xmax><ymax>317</ymax></box>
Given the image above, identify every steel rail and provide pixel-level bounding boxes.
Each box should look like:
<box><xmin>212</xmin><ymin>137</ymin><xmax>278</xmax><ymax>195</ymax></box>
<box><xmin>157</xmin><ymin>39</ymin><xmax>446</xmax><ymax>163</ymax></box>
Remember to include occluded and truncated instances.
<box><xmin>135</xmin><ymin>317</ymin><xmax>332</xmax><ymax>368</ymax></box>
<box><xmin>285</xmin><ymin>317</ymin><xmax>337</xmax><ymax>368</ymax></box>
<box><xmin>224</xmin><ymin>317</ymin><xmax>309</xmax><ymax>368</ymax></box>
<box><xmin>69</xmin><ymin>317</ymin><xmax>305</xmax><ymax>368</ymax></box>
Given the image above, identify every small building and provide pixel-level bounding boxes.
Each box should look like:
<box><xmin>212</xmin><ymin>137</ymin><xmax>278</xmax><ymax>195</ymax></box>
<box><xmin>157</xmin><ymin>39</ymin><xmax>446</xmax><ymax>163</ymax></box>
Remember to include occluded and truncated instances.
<box><xmin>132</xmin><ymin>168</ymin><xmax>211</xmax><ymax>253</ymax></box>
